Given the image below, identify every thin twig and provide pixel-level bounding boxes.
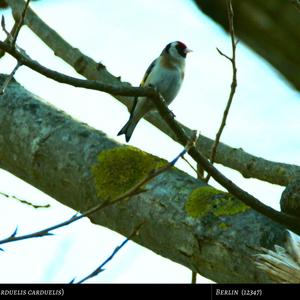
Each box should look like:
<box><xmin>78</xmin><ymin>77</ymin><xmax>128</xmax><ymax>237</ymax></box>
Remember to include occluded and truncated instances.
<box><xmin>0</xmin><ymin>191</ymin><xmax>50</xmax><ymax>209</ymax></box>
<box><xmin>205</xmin><ymin>0</ymin><xmax>237</xmax><ymax>183</ymax></box>
<box><xmin>0</xmin><ymin>61</ymin><xmax>22</xmax><ymax>95</ymax></box>
<box><xmin>11</xmin><ymin>0</ymin><xmax>31</xmax><ymax>46</ymax></box>
<box><xmin>0</xmin><ymin>145</ymin><xmax>189</xmax><ymax>246</ymax></box>
<box><xmin>181</xmin><ymin>130</ymin><xmax>200</xmax><ymax>176</ymax></box>
<box><xmin>1</xmin><ymin>15</ymin><xmax>13</xmax><ymax>41</ymax></box>
<box><xmin>216</xmin><ymin>47</ymin><xmax>232</xmax><ymax>61</ymax></box>
<box><xmin>0</xmin><ymin>16</ymin><xmax>19</xmax><ymax>58</ymax></box>
<box><xmin>74</xmin><ymin>222</ymin><xmax>144</xmax><ymax>284</ymax></box>
<box><xmin>181</xmin><ymin>156</ymin><xmax>198</xmax><ymax>175</ymax></box>
<box><xmin>0</xmin><ymin>187</ymin><xmax>135</xmax><ymax>246</ymax></box>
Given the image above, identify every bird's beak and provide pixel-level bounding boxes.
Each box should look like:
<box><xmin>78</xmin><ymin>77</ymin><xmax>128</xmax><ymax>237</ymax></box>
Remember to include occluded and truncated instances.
<box><xmin>184</xmin><ymin>48</ymin><xmax>193</xmax><ymax>54</ymax></box>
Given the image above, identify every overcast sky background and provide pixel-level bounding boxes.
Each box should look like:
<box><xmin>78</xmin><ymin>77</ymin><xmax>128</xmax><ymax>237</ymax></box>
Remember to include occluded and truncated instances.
<box><xmin>0</xmin><ymin>0</ymin><xmax>299</xmax><ymax>283</ymax></box>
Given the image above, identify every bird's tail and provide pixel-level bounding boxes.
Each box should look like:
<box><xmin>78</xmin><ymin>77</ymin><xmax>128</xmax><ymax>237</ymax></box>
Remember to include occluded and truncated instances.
<box><xmin>117</xmin><ymin>117</ymin><xmax>138</xmax><ymax>142</ymax></box>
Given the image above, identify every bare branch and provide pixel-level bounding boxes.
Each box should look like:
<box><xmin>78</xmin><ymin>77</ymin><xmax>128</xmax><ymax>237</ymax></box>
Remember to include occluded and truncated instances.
<box><xmin>148</xmin><ymin>90</ymin><xmax>300</xmax><ymax>235</ymax></box>
<box><xmin>196</xmin><ymin>2</ymin><xmax>238</xmax><ymax>282</ymax></box>
<box><xmin>0</xmin><ymin>61</ymin><xmax>22</xmax><ymax>95</ymax></box>
<box><xmin>181</xmin><ymin>156</ymin><xmax>198</xmax><ymax>175</ymax></box>
<box><xmin>74</xmin><ymin>222</ymin><xmax>144</xmax><ymax>284</ymax></box>
<box><xmin>0</xmin><ymin>145</ymin><xmax>187</xmax><ymax>246</ymax></box>
<box><xmin>0</xmin><ymin>40</ymin><xmax>153</xmax><ymax>98</ymax></box>
<box><xmin>0</xmin><ymin>17</ymin><xmax>18</xmax><ymax>58</ymax></box>
<box><xmin>206</xmin><ymin>0</ymin><xmax>237</xmax><ymax>182</ymax></box>
<box><xmin>11</xmin><ymin>0</ymin><xmax>31</xmax><ymax>46</ymax></box>
<box><xmin>0</xmin><ymin>191</ymin><xmax>50</xmax><ymax>209</ymax></box>
<box><xmin>1</xmin><ymin>15</ymin><xmax>12</xmax><ymax>41</ymax></box>
<box><xmin>216</xmin><ymin>47</ymin><xmax>232</xmax><ymax>61</ymax></box>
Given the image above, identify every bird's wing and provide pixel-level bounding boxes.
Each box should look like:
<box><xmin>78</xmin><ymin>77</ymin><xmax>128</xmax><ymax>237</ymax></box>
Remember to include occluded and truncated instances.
<box><xmin>140</xmin><ymin>58</ymin><xmax>157</xmax><ymax>87</ymax></box>
<box><xmin>129</xmin><ymin>58</ymin><xmax>157</xmax><ymax>116</ymax></box>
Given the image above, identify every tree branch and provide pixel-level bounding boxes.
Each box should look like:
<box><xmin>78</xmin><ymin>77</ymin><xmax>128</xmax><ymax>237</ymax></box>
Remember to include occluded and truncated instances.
<box><xmin>0</xmin><ymin>16</ymin><xmax>18</xmax><ymax>58</ymax></box>
<box><xmin>147</xmin><ymin>89</ymin><xmax>300</xmax><ymax>235</ymax></box>
<box><xmin>0</xmin><ymin>61</ymin><xmax>21</xmax><ymax>94</ymax></box>
<box><xmin>11</xmin><ymin>0</ymin><xmax>31</xmax><ymax>46</ymax></box>
<box><xmin>0</xmin><ymin>25</ymin><xmax>299</xmax><ymax>234</ymax></box>
<box><xmin>0</xmin><ymin>40</ymin><xmax>153</xmax><ymax>98</ymax></box>
<box><xmin>0</xmin><ymin>74</ymin><xmax>289</xmax><ymax>282</ymax></box>
<box><xmin>0</xmin><ymin>191</ymin><xmax>50</xmax><ymax>209</ymax></box>
<box><xmin>205</xmin><ymin>0</ymin><xmax>238</xmax><ymax>182</ymax></box>
<box><xmin>6</xmin><ymin>0</ymin><xmax>300</xmax><ymax>187</ymax></box>
<box><xmin>0</xmin><ymin>144</ymin><xmax>187</xmax><ymax>246</ymax></box>
<box><xmin>74</xmin><ymin>222</ymin><xmax>144</xmax><ymax>284</ymax></box>
<box><xmin>194</xmin><ymin>0</ymin><xmax>300</xmax><ymax>91</ymax></box>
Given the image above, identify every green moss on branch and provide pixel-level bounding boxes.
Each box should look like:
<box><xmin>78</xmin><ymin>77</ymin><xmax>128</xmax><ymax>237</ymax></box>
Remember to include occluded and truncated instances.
<box><xmin>91</xmin><ymin>146</ymin><xmax>165</xmax><ymax>201</ymax></box>
<box><xmin>185</xmin><ymin>186</ymin><xmax>249</xmax><ymax>218</ymax></box>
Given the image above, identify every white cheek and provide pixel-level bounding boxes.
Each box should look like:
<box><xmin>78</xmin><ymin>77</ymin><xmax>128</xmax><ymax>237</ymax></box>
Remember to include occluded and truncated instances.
<box><xmin>169</xmin><ymin>46</ymin><xmax>177</xmax><ymax>57</ymax></box>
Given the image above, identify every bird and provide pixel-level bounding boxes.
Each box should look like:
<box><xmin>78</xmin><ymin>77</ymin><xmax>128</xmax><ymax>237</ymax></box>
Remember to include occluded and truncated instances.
<box><xmin>117</xmin><ymin>41</ymin><xmax>192</xmax><ymax>142</ymax></box>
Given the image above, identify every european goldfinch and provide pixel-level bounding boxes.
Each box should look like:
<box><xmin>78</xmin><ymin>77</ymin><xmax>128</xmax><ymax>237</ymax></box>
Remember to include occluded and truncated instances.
<box><xmin>118</xmin><ymin>41</ymin><xmax>191</xmax><ymax>142</ymax></box>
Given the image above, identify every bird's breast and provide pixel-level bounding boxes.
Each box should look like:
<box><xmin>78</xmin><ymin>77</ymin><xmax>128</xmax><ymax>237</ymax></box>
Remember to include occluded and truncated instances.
<box><xmin>144</xmin><ymin>65</ymin><xmax>183</xmax><ymax>104</ymax></box>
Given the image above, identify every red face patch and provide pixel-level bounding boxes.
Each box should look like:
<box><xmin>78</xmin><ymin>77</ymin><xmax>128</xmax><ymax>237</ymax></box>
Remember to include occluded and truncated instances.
<box><xmin>176</xmin><ymin>41</ymin><xmax>187</xmax><ymax>50</ymax></box>
<box><xmin>175</xmin><ymin>41</ymin><xmax>187</xmax><ymax>58</ymax></box>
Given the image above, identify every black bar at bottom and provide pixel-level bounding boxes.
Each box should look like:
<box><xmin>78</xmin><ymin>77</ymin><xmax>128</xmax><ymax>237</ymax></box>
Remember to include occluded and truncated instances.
<box><xmin>0</xmin><ymin>284</ymin><xmax>299</xmax><ymax>298</ymax></box>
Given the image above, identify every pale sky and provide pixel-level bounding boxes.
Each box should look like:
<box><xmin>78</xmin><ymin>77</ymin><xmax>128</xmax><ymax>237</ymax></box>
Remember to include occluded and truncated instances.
<box><xmin>0</xmin><ymin>0</ymin><xmax>299</xmax><ymax>283</ymax></box>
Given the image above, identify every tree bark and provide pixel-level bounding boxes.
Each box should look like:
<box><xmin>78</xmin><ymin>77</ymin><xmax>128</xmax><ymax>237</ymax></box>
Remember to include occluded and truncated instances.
<box><xmin>0</xmin><ymin>75</ymin><xmax>288</xmax><ymax>283</ymax></box>
<box><xmin>194</xmin><ymin>0</ymin><xmax>300</xmax><ymax>91</ymax></box>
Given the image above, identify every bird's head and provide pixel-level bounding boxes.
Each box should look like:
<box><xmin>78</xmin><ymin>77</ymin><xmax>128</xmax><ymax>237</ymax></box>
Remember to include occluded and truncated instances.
<box><xmin>162</xmin><ymin>41</ymin><xmax>192</xmax><ymax>61</ymax></box>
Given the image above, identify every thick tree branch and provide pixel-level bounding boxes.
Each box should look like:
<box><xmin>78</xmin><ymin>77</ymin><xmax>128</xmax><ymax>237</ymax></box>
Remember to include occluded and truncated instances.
<box><xmin>0</xmin><ymin>75</ymin><xmax>289</xmax><ymax>282</ymax></box>
<box><xmin>194</xmin><ymin>0</ymin><xmax>300</xmax><ymax>91</ymax></box>
<box><xmin>148</xmin><ymin>90</ymin><xmax>300</xmax><ymax>235</ymax></box>
<box><xmin>6</xmin><ymin>0</ymin><xmax>300</xmax><ymax>187</ymax></box>
<box><xmin>1</xmin><ymin>38</ymin><xmax>299</xmax><ymax>235</ymax></box>
<box><xmin>0</xmin><ymin>141</ymin><xmax>187</xmax><ymax>246</ymax></box>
